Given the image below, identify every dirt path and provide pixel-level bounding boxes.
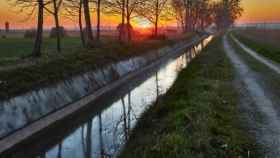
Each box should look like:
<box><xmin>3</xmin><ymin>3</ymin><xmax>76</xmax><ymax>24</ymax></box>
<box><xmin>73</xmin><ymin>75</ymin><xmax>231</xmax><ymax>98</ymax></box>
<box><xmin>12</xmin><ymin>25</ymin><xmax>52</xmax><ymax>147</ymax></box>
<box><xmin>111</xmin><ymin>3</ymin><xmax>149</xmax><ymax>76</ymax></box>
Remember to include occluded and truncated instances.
<box><xmin>223</xmin><ymin>35</ymin><xmax>280</xmax><ymax>157</ymax></box>
<box><xmin>231</xmin><ymin>35</ymin><xmax>280</xmax><ymax>75</ymax></box>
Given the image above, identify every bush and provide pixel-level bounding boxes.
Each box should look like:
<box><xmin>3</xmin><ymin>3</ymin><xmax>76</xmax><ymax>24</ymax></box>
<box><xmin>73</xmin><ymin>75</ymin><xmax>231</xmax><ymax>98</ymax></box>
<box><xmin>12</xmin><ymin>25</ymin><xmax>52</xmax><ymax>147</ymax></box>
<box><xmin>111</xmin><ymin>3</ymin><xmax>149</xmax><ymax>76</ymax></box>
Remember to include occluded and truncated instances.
<box><xmin>49</xmin><ymin>27</ymin><xmax>67</xmax><ymax>38</ymax></box>
<box><xmin>24</xmin><ymin>29</ymin><xmax>37</xmax><ymax>38</ymax></box>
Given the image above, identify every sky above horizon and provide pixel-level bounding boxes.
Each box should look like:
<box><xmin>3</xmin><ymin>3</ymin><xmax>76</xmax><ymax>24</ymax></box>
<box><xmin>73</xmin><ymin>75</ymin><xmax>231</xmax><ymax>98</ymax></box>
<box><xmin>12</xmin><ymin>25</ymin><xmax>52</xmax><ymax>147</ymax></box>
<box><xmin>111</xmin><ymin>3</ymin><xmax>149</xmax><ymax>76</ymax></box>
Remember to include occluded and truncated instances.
<box><xmin>0</xmin><ymin>0</ymin><xmax>279</xmax><ymax>29</ymax></box>
<box><xmin>238</xmin><ymin>0</ymin><xmax>280</xmax><ymax>24</ymax></box>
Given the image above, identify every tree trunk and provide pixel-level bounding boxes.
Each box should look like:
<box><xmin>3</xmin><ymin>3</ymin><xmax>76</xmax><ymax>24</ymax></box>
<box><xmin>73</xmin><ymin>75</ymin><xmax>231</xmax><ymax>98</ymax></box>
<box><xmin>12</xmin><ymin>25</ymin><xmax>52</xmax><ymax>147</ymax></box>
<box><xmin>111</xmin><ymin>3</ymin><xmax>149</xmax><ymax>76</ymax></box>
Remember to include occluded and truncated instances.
<box><xmin>32</xmin><ymin>0</ymin><xmax>44</xmax><ymax>57</ymax></box>
<box><xmin>183</xmin><ymin>1</ymin><xmax>189</xmax><ymax>32</ymax></box>
<box><xmin>83</xmin><ymin>0</ymin><xmax>94</xmax><ymax>47</ymax></box>
<box><xmin>53</xmin><ymin>0</ymin><xmax>61</xmax><ymax>52</ymax></box>
<box><xmin>154</xmin><ymin>0</ymin><xmax>159</xmax><ymax>37</ymax></box>
<box><xmin>126</xmin><ymin>0</ymin><xmax>131</xmax><ymax>41</ymax></box>
<box><xmin>79</xmin><ymin>0</ymin><xmax>86</xmax><ymax>47</ymax></box>
<box><xmin>96</xmin><ymin>0</ymin><xmax>101</xmax><ymax>41</ymax></box>
<box><xmin>119</xmin><ymin>0</ymin><xmax>125</xmax><ymax>42</ymax></box>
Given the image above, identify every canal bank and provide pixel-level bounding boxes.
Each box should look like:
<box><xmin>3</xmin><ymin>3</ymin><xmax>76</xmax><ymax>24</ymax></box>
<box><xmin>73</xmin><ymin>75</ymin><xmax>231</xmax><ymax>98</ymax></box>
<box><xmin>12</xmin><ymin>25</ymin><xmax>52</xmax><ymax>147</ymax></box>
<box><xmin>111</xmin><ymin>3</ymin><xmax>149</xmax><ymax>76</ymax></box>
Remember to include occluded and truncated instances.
<box><xmin>119</xmin><ymin>36</ymin><xmax>260</xmax><ymax>158</ymax></box>
<box><xmin>0</xmin><ymin>35</ymin><xmax>211</xmax><ymax>157</ymax></box>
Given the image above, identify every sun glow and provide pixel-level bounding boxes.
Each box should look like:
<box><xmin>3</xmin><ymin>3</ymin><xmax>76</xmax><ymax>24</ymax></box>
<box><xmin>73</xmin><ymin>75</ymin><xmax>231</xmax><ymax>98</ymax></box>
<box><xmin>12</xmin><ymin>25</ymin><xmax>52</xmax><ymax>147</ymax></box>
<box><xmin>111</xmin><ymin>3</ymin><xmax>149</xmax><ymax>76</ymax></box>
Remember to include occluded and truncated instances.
<box><xmin>133</xmin><ymin>18</ymin><xmax>152</xmax><ymax>28</ymax></box>
<box><xmin>137</xmin><ymin>22</ymin><xmax>152</xmax><ymax>29</ymax></box>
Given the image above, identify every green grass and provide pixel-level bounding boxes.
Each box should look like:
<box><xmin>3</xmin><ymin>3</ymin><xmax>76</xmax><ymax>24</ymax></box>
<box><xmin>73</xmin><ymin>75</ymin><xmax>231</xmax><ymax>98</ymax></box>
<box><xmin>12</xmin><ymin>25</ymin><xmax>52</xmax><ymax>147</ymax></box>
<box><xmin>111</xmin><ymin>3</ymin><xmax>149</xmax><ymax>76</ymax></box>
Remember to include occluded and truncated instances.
<box><xmin>0</xmin><ymin>34</ymin><xmax>194</xmax><ymax>100</ymax></box>
<box><xmin>0</xmin><ymin>37</ymin><xmax>82</xmax><ymax>58</ymax></box>
<box><xmin>119</xmin><ymin>36</ymin><xmax>260</xmax><ymax>158</ymax></box>
<box><xmin>233</xmin><ymin>31</ymin><xmax>280</xmax><ymax>64</ymax></box>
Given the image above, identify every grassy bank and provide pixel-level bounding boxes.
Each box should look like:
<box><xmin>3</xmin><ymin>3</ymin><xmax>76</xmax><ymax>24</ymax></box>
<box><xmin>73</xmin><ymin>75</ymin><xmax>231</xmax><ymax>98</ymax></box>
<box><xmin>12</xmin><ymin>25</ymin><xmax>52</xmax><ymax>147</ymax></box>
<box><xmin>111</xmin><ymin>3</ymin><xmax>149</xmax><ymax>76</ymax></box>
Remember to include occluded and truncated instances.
<box><xmin>120</xmin><ymin>36</ymin><xmax>259</xmax><ymax>158</ymax></box>
<box><xmin>233</xmin><ymin>30</ymin><xmax>280</xmax><ymax>63</ymax></box>
<box><xmin>0</xmin><ymin>34</ymin><xmax>194</xmax><ymax>100</ymax></box>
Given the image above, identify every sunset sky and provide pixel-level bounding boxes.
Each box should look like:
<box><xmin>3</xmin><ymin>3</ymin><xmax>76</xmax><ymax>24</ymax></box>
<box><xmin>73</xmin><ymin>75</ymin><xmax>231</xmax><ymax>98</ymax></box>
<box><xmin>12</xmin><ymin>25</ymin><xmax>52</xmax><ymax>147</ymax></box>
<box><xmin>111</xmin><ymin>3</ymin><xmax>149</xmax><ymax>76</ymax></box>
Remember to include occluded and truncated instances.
<box><xmin>0</xmin><ymin>0</ymin><xmax>279</xmax><ymax>29</ymax></box>
<box><xmin>238</xmin><ymin>0</ymin><xmax>280</xmax><ymax>24</ymax></box>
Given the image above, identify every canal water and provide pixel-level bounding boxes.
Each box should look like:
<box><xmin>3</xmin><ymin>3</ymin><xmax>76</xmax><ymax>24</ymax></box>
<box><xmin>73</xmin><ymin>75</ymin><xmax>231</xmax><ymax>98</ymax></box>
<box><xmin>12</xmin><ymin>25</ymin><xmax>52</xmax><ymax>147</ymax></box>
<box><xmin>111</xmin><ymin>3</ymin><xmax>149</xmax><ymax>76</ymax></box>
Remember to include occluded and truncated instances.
<box><xmin>6</xmin><ymin>36</ymin><xmax>213</xmax><ymax>158</ymax></box>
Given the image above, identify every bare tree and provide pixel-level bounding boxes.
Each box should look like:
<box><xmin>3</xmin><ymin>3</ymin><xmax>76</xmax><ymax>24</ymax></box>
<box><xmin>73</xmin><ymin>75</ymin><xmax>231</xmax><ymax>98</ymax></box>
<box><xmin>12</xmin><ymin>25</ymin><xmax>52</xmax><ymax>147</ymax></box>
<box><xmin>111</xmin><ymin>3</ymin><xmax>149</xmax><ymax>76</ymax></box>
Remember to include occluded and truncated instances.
<box><xmin>64</xmin><ymin>0</ymin><xmax>86</xmax><ymax>47</ymax></box>
<box><xmin>172</xmin><ymin>0</ymin><xmax>215</xmax><ymax>33</ymax></box>
<box><xmin>104</xmin><ymin>0</ymin><xmax>146</xmax><ymax>42</ymax></box>
<box><xmin>136</xmin><ymin>0</ymin><xmax>170</xmax><ymax>37</ymax></box>
<box><xmin>125</xmin><ymin>0</ymin><xmax>147</xmax><ymax>41</ymax></box>
<box><xmin>104</xmin><ymin>0</ymin><xmax>126</xmax><ymax>42</ymax></box>
<box><xmin>121</xmin><ymin>0</ymin><xmax>125</xmax><ymax>42</ymax></box>
<box><xmin>34</xmin><ymin>0</ymin><xmax>45</xmax><ymax>57</ymax></box>
<box><xmin>83</xmin><ymin>0</ymin><xmax>94</xmax><ymax>46</ymax></box>
<box><xmin>212</xmin><ymin>0</ymin><xmax>243</xmax><ymax>29</ymax></box>
<box><xmin>172</xmin><ymin>0</ymin><xmax>185</xmax><ymax>32</ymax></box>
<box><xmin>11</xmin><ymin>0</ymin><xmax>47</xmax><ymax>57</ymax></box>
<box><xmin>79</xmin><ymin>0</ymin><xmax>85</xmax><ymax>46</ymax></box>
<box><xmin>96</xmin><ymin>0</ymin><xmax>102</xmax><ymax>41</ymax></box>
<box><xmin>44</xmin><ymin>0</ymin><xmax>63</xmax><ymax>52</ymax></box>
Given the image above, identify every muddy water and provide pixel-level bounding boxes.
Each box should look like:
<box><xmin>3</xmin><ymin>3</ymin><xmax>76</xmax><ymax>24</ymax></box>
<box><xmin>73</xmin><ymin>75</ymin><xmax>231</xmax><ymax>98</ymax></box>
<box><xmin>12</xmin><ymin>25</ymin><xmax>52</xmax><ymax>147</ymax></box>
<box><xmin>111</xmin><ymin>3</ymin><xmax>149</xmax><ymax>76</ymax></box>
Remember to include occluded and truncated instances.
<box><xmin>5</xmin><ymin>36</ymin><xmax>213</xmax><ymax>158</ymax></box>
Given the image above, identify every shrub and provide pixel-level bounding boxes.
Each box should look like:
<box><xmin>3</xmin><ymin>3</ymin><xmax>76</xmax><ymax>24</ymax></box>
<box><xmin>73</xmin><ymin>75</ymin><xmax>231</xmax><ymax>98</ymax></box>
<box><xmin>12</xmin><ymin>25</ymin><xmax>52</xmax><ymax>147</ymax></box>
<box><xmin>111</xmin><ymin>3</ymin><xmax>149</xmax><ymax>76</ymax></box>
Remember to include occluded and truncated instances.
<box><xmin>49</xmin><ymin>27</ymin><xmax>67</xmax><ymax>38</ymax></box>
<box><xmin>24</xmin><ymin>29</ymin><xmax>37</xmax><ymax>38</ymax></box>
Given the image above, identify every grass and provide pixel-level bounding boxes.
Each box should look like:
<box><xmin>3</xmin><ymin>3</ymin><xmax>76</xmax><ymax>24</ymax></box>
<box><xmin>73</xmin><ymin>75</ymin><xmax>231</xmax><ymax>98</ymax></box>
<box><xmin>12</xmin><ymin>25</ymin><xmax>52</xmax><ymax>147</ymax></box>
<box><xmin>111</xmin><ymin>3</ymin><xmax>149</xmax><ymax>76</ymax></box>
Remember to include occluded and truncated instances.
<box><xmin>0</xmin><ymin>37</ymin><xmax>82</xmax><ymax>58</ymax></box>
<box><xmin>233</xmin><ymin>30</ymin><xmax>280</xmax><ymax>63</ymax></box>
<box><xmin>0</xmin><ymin>33</ymin><xmax>195</xmax><ymax>100</ymax></box>
<box><xmin>119</xmin><ymin>36</ymin><xmax>260</xmax><ymax>158</ymax></box>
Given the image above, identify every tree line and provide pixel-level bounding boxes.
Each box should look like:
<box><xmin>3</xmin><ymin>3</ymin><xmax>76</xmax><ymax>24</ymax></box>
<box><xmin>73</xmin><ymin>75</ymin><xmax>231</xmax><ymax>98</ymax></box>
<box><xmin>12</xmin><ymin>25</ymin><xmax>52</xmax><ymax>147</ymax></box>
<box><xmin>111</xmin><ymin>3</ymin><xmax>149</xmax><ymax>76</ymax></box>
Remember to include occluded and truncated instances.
<box><xmin>10</xmin><ymin>0</ymin><xmax>242</xmax><ymax>57</ymax></box>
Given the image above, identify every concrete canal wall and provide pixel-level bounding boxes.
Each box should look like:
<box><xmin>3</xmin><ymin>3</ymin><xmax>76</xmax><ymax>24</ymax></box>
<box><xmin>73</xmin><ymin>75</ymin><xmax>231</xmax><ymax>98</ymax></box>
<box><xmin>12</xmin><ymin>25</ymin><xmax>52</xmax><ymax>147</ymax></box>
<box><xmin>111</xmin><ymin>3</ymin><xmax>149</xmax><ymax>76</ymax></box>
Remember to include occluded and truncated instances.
<box><xmin>0</xmin><ymin>35</ymin><xmax>209</xmax><ymax>154</ymax></box>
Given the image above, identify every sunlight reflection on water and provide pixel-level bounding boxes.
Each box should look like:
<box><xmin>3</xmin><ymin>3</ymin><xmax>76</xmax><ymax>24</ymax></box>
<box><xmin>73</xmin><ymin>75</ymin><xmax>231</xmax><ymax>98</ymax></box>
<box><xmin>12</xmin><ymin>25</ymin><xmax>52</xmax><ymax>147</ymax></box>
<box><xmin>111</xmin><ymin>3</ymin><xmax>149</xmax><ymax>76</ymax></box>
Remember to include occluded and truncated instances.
<box><xmin>7</xmin><ymin>36</ymin><xmax>213</xmax><ymax>158</ymax></box>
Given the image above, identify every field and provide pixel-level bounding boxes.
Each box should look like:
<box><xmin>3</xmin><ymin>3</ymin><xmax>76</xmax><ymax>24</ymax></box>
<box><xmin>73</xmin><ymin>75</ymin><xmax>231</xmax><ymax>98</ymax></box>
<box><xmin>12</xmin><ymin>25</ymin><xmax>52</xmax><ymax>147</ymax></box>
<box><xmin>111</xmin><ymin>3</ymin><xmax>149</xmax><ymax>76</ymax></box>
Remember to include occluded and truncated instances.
<box><xmin>0</xmin><ymin>37</ymin><xmax>82</xmax><ymax>58</ymax></box>
<box><xmin>0</xmin><ymin>29</ymin><xmax>181</xmax><ymax>59</ymax></box>
<box><xmin>0</xmin><ymin>30</ymin><xmax>194</xmax><ymax>100</ymax></box>
<box><xmin>233</xmin><ymin>29</ymin><xmax>280</xmax><ymax>63</ymax></box>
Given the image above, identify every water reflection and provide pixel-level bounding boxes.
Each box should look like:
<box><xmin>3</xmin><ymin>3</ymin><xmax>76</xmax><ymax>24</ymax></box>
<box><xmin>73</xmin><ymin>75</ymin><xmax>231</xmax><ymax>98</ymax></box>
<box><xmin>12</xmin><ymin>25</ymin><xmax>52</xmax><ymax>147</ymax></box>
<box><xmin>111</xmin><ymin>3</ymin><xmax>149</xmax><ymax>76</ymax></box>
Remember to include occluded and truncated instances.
<box><xmin>5</xmin><ymin>36</ymin><xmax>212</xmax><ymax>158</ymax></box>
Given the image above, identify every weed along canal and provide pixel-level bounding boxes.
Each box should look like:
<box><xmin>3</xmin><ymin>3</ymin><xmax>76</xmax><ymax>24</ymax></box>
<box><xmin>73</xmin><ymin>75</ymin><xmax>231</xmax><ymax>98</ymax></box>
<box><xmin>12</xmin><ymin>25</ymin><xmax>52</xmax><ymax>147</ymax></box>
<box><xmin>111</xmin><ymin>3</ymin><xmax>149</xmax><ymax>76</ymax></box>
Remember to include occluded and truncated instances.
<box><xmin>0</xmin><ymin>36</ymin><xmax>213</xmax><ymax>158</ymax></box>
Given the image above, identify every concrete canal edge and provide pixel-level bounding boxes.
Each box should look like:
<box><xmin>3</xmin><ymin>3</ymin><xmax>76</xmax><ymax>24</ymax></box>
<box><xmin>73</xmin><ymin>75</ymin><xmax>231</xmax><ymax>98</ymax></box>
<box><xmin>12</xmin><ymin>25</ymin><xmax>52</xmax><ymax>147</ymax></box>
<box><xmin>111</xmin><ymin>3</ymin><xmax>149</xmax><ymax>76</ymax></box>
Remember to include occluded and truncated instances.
<box><xmin>0</xmin><ymin>35</ymin><xmax>209</xmax><ymax>154</ymax></box>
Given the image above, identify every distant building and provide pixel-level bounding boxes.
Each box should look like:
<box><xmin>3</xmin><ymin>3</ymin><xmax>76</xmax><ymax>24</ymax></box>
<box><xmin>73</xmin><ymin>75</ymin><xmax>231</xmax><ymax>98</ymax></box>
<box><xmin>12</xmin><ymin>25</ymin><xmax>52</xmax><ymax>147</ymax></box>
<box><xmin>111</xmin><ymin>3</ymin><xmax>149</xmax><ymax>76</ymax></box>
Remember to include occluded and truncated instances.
<box><xmin>5</xmin><ymin>22</ymin><xmax>9</xmax><ymax>33</ymax></box>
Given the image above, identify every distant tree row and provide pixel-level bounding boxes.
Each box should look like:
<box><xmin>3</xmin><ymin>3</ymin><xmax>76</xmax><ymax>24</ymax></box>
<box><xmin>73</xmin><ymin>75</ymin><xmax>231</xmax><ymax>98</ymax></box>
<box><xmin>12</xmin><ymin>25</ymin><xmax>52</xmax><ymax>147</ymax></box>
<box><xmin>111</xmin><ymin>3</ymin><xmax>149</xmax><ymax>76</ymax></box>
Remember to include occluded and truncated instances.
<box><xmin>172</xmin><ymin>0</ymin><xmax>242</xmax><ymax>32</ymax></box>
<box><xmin>9</xmin><ymin>0</ymin><xmax>242</xmax><ymax>57</ymax></box>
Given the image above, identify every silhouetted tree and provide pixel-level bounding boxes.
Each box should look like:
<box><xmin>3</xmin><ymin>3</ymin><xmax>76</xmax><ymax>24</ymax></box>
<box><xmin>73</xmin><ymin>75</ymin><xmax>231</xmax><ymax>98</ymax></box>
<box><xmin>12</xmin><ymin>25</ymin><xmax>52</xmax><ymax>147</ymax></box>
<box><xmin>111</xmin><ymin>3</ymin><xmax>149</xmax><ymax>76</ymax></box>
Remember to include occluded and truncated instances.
<box><xmin>44</xmin><ymin>0</ymin><xmax>63</xmax><ymax>52</ymax></box>
<box><xmin>104</xmin><ymin>0</ymin><xmax>126</xmax><ymax>42</ymax></box>
<box><xmin>11</xmin><ymin>0</ymin><xmax>48</xmax><ymax>57</ymax></box>
<box><xmin>125</xmin><ymin>0</ymin><xmax>147</xmax><ymax>41</ymax></box>
<box><xmin>136</xmin><ymin>0</ymin><xmax>170</xmax><ymax>37</ymax></box>
<box><xmin>212</xmin><ymin>0</ymin><xmax>243</xmax><ymax>29</ymax></box>
<box><xmin>104</xmin><ymin>0</ymin><xmax>146</xmax><ymax>42</ymax></box>
<box><xmin>5</xmin><ymin>22</ymin><xmax>10</xmax><ymax>33</ymax></box>
<box><xmin>64</xmin><ymin>0</ymin><xmax>86</xmax><ymax>47</ymax></box>
<box><xmin>172</xmin><ymin>0</ymin><xmax>185</xmax><ymax>32</ymax></box>
<box><xmin>96</xmin><ymin>0</ymin><xmax>102</xmax><ymax>41</ymax></box>
<box><xmin>83</xmin><ymin>0</ymin><xmax>94</xmax><ymax>46</ymax></box>
<box><xmin>34</xmin><ymin>0</ymin><xmax>44</xmax><ymax>57</ymax></box>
